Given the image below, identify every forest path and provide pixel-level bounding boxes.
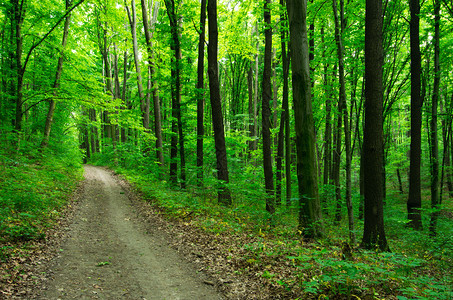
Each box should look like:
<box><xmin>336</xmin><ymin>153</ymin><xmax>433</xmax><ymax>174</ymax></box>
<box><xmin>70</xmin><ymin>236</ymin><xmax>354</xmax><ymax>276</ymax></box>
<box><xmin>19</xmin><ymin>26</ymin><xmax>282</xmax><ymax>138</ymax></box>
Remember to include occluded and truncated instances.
<box><xmin>39</xmin><ymin>165</ymin><xmax>222</xmax><ymax>299</ymax></box>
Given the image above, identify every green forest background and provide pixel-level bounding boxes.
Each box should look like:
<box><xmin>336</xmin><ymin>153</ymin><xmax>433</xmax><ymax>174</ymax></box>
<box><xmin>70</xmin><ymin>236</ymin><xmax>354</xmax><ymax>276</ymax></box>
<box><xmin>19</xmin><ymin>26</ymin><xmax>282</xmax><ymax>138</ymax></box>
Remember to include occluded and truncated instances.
<box><xmin>1</xmin><ymin>0</ymin><xmax>452</xmax><ymax>298</ymax></box>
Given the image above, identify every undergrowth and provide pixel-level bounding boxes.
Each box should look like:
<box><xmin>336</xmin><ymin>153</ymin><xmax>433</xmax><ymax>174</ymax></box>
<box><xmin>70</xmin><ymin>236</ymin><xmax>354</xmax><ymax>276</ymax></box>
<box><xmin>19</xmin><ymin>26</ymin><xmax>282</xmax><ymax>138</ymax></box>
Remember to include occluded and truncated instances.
<box><xmin>96</xmin><ymin>150</ymin><xmax>452</xmax><ymax>300</ymax></box>
<box><xmin>0</xmin><ymin>145</ymin><xmax>83</xmax><ymax>260</ymax></box>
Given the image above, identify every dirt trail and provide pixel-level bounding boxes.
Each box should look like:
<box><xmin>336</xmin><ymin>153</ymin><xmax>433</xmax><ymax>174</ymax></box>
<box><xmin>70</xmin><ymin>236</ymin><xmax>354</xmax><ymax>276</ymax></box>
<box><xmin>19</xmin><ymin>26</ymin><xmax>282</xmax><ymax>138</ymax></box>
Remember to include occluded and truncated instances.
<box><xmin>39</xmin><ymin>165</ymin><xmax>223</xmax><ymax>299</ymax></box>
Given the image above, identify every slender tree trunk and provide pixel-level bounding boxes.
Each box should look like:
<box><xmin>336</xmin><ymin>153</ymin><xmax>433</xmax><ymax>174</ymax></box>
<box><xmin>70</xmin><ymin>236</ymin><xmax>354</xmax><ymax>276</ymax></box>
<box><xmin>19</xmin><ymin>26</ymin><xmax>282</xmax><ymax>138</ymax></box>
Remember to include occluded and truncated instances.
<box><xmin>276</xmin><ymin>0</ymin><xmax>290</xmax><ymax>206</ymax></box>
<box><xmin>429</xmin><ymin>0</ymin><xmax>440</xmax><ymax>235</ymax></box>
<box><xmin>196</xmin><ymin>0</ymin><xmax>207</xmax><ymax>186</ymax></box>
<box><xmin>121</xmin><ymin>50</ymin><xmax>128</xmax><ymax>144</ymax></box>
<box><xmin>141</xmin><ymin>0</ymin><xmax>164</xmax><ymax>166</ymax></box>
<box><xmin>41</xmin><ymin>0</ymin><xmax>72</xmax><ymax>148</ymax></box>
<box><xmin>333</xmin><ymin>108</ymin><xmax>342</xmax><ymax>221</ymax></box>
<box><xmin>450</xmin><ymin>117</ymin><xmax>453</xmax><ymax>197</ymax></box>
<box><xmin>207</xmin><ymin>0</ymin><xmax>232</xmax><ymax>205</ymax></box>
<box><xmin>89</xmin><ymin>108</ymin><xmax>98</xmax><ymax>153</ymax></box>
<box><xmin>361</xmin><ymin>0</ymin><xmax>389</xmax><ymax>252</ymax></box>
<box><xmin>126</xmin><ymin>0</ymin><xmax>147</xmax><ymax>129</ymax></box>
<box><xmin>165</xmin><ymin>0</ymin><xmax>186</xmax><ymax>188</ymax></box>
<box><xmin>251</xmin><ymin>24</ymin><xmax>259</xmax><ymax>152</ymax></box>
<box><xmin>322</xmin><ymin>27</ymin><xmax>331</xmax><ymax>187</ymax></box>
<box><xmin>284</xmin><ymin>47</ymin><xmax>291</xmax><ymax>206</ymax></box>
<box><xmin>332</xmin><ymin>0</ymin><xmax>355</xmax><ymax>244</ymax></box>
<box><xmin>111</xmin><ymin>43</ymin><xmax>121</xmax><ymax>144</ymax></box>
<box><xmin>247</xmin><ymin>65</ymin><xmax>254</xmax><ymax>154</ymax></box>
<box><xmin>446</xmin><ymin>93</ymin><xmax>453</xmax><ymax>197</ymax></box>
<box><xmin>13</xmin><ymin>0</ymin><xmax>24</xmax><ymax>133</ymax></box>
<box><xmin>287</xmin><ymin>0</ymin><xmax>322</xmax><ymax>238</ymax></box>
<box><xmin>440</xmin><ymin>98</ymin><xmax>451</xmax><ymax>205</ymax></box>
<box><xmin>262</xmin><ymin>0</ymin><xmax>275</xmax><ymax>214</ymax></box>
<box><xmin>272</xmin><ymin>49</ymin><xmax>278</xmax><ymax>148</ymax></box>
<box><xmin>98</xmin><ymin>23</ymin><xmax>113</xmax><ymax>143</ymax></box>
<box><xmin>407</xmin><ymin>0</ymin><xmax>423</xmax><ymax>230</ymax></box>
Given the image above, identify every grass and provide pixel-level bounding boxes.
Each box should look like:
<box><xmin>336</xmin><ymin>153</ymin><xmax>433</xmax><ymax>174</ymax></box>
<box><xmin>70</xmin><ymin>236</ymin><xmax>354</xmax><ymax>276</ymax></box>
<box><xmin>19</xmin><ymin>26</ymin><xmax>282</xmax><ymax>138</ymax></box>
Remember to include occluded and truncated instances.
<box><xmin>0</xmin><ymin>148</ymin><xmax>83</xmax><ymax>260</ymax></box>
<box><xmin>102</xmin><ymin>155</ymin><xmax>453</xmax><ymax>299</ymax></box>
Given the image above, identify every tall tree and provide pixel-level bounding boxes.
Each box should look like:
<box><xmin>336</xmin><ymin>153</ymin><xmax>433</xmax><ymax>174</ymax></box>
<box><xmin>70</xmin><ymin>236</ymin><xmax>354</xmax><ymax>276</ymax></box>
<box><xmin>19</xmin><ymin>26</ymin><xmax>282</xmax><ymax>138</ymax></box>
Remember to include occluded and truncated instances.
<box><xmin>332</xmin><ymin>0</ymin><xmax>355</xmax><ymax>244</ymax></box>
<box><xmin>141</xmin><ymin>0</ymin><xmax>164</xmax><ymax>167</ymax></box>
<box><xmin>11</xmin><ymin>0</ymin><xmax>84</xmax><ymax>134</ymax></box>
<box><xmin>287</xmin><ymin>0</ymin><xmax>322</xmax><ymax>238</ymax></box>
<box><xmin>95</xmin><ymin>3</ymin><xmax>113</xmax><ymax>142</ymax></box>
<box><xmin>407</xmin><ymin>0</ymin><xmax>423</xmax><ymax>230</ymax></box>
<box><xmin>165</xmin><ymin>0</ymin><xmax>186</xmax><ymax>188</ymax></box>
<box><xmin>361</xmin><ymin>0</ymin><xmax>389</xmax><ymax>251</ymax></box>
<box><xmin>429</xmin><ymin>0</ymin><xmax>440</xmax><ymax>235</ymax></box>
<box><xmin>41</xmin><ymin>0</ymin><xmax>73</xmax><ymax>148</ymax></box>
<box><xmin>196</xmin><ymin>0</ymin><xmax>207</xmax><ymax>186</ymax></box>
<box><xmin>207</xmin><ymin>0</ymin><xmax>232</xmax><ymax>205</ymax></box>
<box><xmin>262</xmin><ymin>0</ymin><xmax>275</xmax><ymax>214</ymax></box>
<box><xmin>276</xmin><ymin>0</ymin><xmax>291</xmax><ymax>206</ymax></box>
<box><xmin>126</xmin><ymin>0</ymin><xmax>148</xmax><ymax>130</ymax></box>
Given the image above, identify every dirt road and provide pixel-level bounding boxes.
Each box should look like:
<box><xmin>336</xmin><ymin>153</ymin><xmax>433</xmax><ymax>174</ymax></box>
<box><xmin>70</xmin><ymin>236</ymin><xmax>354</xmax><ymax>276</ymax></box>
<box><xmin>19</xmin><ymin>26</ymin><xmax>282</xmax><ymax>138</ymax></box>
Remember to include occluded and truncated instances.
<box><xmin>39</xmin><ymin>165</ymin><xmax>223</xmax><ymax>299</ymax></box>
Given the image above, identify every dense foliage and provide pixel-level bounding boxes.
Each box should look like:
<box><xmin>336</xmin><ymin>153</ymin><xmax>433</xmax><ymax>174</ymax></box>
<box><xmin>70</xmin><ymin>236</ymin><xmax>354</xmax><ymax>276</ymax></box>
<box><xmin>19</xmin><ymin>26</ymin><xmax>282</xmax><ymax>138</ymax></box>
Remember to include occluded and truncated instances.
<box><xmin>1</xmin><ymin>0</ymin><xmax>452</xmax><ymax>298</ymax></box>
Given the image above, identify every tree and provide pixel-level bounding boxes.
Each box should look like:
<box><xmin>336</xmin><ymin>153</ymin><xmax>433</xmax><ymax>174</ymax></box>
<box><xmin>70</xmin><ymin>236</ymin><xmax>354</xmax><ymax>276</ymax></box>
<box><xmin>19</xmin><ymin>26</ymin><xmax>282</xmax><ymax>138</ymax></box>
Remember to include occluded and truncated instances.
<box><xmin>429</xmin><ymin>0</ymin><xmax>440</xmax><ymax>235</ymax></box>
<box><xmin>196</xmin><ymin>0</ymin><xmax>207</xmax><ymax>186</ymax></box>
<box><xmin>287</xmin><ymin>0</ymin><xmax>322</xmax><ymax>238</ymax></box>
<box><xmin>361</xmin><ymin>0</ymin><xmax>389</xmax><ymax>251</ymax></box>
<box><xmin>41</xmin><ymin>0</ymin><xmax>73</xmax><ymax>148</ymax></box>
<box><xmin>165</xmin><ymin>0</ymin><xmax>186</xmax><ymax>188</ymax></box>
<box><xmin>141</xmin><ymin>0</ymin><xmax>164</xmax><ymax>167</ymax></box>
<box><xmin>126</xmin><ymin>0</ymin><xmax>148</xmax><ymax>130</ymax></box>
<box><xmin>332</xmin><ymin>0</ymin><xmax>355</xmax><ymax>244</ymax></box>
<box><xmin>407</xmin><ymin>0</ymin><xmax>423</xmax><ymax>230</ymax></box>
<box><xmin>262</xmin><ymin>0</ymin><xmax>275</xmax><ymax>214</ymax></box>
<box><xmin>276</xmin><ymin>0</ymin><xmax>291</xmax><ymax>206</ymax></box>
<box><xmin>207</xmin><ymin>0</ymin><xmax>232</xmax><ymax>205</ymax></box>
<box><xmin>11</xmin><ymin>0</ymin><xmax>84</xmax><ymax>134</ymax></box>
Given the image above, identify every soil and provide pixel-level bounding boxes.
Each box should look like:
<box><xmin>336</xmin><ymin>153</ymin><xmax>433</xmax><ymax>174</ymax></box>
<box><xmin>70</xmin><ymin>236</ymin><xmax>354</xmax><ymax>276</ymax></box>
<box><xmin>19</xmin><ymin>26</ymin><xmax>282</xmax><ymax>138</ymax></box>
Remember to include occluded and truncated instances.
<box><xmin>35</xmin><ymin>165</ymin><xmax>224</xmax><ymax>299</ymax></box>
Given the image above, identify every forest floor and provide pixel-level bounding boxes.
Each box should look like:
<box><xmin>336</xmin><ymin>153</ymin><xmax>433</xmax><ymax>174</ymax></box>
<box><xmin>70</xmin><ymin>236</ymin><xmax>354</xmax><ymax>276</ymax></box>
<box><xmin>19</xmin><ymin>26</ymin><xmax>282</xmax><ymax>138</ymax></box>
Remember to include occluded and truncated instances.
<box><xmin>3</xmin><ymin>164</ymin><xmax>451</xmax><ymax>299</ymax></box>
<box><xmin>3</xmin><ymin>165</ymin><xmax>226</xmax><ymax>299</ymax></box>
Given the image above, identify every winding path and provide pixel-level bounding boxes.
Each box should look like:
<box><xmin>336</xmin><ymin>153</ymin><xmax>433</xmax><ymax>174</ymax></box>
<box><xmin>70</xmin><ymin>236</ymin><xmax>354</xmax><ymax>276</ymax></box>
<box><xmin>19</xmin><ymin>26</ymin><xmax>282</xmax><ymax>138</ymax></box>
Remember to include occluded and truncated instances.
<box><xmin>40</xmin><ymin>165</ymin><xmax>222</xmax><ymax>299</ymax></box>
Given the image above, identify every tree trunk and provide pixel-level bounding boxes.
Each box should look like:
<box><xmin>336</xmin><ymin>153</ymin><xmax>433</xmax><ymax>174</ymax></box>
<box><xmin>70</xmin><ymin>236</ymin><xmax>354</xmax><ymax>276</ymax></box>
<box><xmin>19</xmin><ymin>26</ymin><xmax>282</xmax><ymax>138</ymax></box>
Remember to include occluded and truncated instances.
<box><xmin>429</xmin><ymin>0</ymin><xmax>440</xmax><ymax>235</ymax></box>
<box><xmin>164</xmin><ymin>0</ymin><xmax>186</xmax><ymax>188</ymax></box>
<box><xmin>126</xmin><ymin>0</ymin><xmax>147</xmax><ymax>129</ymax></box>
<box><xmin>120</xmin><ymin>50</ymin><xmax>129</xmax><ymax>144</ymax></box>
<box><xmin>407</xmin><ymin>0</ymin><xmax>423</xmax><ymax>230</ymax></box>
<box><xmin>249</xmin><ymin>24</ymin><xmax>259</xmax><ymax>153</ymax></box>
<box><xmin>98</xmin><ymin>22</ymin><xmax>113</xmax><ymax>144</ymax></box>
<box><xmin>196</xmin><ymin>0</ymin><xmax>207</xmax><ymax>186</ymax></box>
<box><xmin>447</xmin><ymin>92</ymin><xmax>453</xmax><ymax>198</ymax></box>
<box><xmin>361</xmin><ymin>0</ymin><xmax>389</xmax><ymax>251</ymax></box>
<box><xmin>262</xmin><ymin>0</ymin><xmax>275</xmax><ymax>214</ymax></box>
<box><xmin>284</xmin><ymin>44</ymin><xmax>291</xmax><ymax>207</ymax></box>
<box><xmin>207</xmin><ymin>0</ymin><xmax>232</xmax><ymax>205</ymax></box>
<box><xmin>89</xmin><ymin>108</ymin><xmax>99</xmax><ymax>154</ymax></box>
<box><xmin>333</xmin><ymin>106</ymin><xmax>342</xmax><ymax>221</ymax></box>
<box><xmin>141</xmin><ymin>0</ymin><xmax>164</xmax><ymax>166</ymax></box>
<box><xmin>41</xmin><ymin>0</ymin><xmax>72</xmax><ymax>148</ymax></box>
<box><xmin>13</xmin><ymin>0</ymin><xmax>24</xmax><ymax>133</ymax></box>
<box><xmin>287</xmin><ymin>0</ymin><xmax>322</xmax><ymax>238</ymax></box>
<box><xmin>276</xmin><ymin>0</ymin><xmax>291</xmax><ymax>206</ymax></box>
<box><xmin>247</xmin><ymin>66</ymin><xmax>254</xmax><ymax>155</ymax></box>
<box><xmin>332</xmin><ymin>0</ymin><xmax>355</xmax><ymax>244</ymax></box>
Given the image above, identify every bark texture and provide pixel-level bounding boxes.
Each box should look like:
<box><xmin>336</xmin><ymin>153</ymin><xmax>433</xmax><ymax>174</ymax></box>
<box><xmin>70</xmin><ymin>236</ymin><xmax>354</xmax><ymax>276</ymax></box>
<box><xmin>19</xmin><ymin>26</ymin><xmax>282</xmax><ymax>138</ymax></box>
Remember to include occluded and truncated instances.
<box><xmin>361</xmin><ymin>0</ymin><xmax>389</xmax><ymax>251</ymax></box>
<box><xmin>407</xmin><ymin>0</ymin><xmax>423</xmax><ymax>230</ymax></box>
<box><xmin>287</xmin><ymin>0</ymin><xmax>322</xmax><ymax>238</ymax></box>
<box><xmin>207</xmin><ymin>0</ymin><xmax>232</xmax><ymax>205</ymax></box>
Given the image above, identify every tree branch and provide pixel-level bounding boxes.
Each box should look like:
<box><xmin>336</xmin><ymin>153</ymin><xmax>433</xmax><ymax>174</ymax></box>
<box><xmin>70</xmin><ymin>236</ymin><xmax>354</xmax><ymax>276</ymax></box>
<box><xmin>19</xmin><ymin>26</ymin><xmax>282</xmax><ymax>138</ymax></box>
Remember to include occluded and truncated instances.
<box><xmin>22</xmin><ymin>0</ymin><xmax>85</xmax><ymax>73</ymax></box>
